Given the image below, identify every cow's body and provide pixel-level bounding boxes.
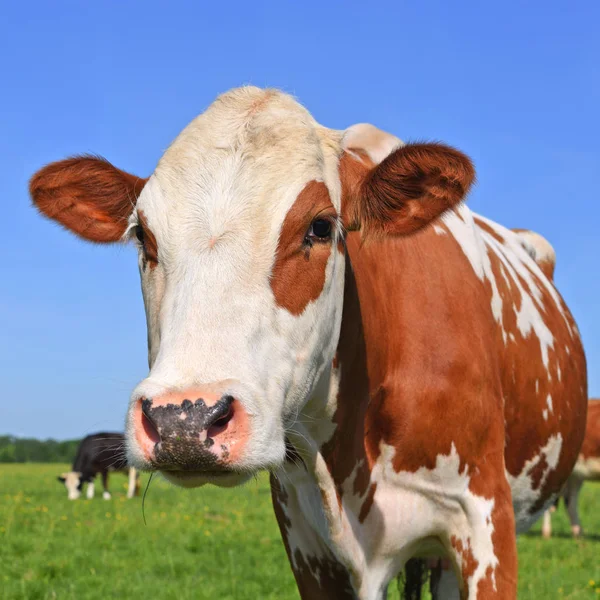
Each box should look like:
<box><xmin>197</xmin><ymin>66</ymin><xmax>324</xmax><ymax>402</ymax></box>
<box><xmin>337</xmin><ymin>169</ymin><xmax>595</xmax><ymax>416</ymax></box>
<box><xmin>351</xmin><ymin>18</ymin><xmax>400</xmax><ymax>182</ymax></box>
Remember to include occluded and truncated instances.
<box><xmin>271</xmin><ymin>210</ymin><xmax>586</xmax><ymax>599</ymax></box>
<box><xmin>58</xmin><ymin>433</ymin><xmax>140</xmax><ymax>500</ymax></box>
<box><xmin>542</xmin><ymin>399</ymin><xmax>600</xmax><ymax>538</ymax></box>
<box><xmin>32</xmin><ymin>87</ymin><xmax>587</xmax><ymax>598</ymax></box>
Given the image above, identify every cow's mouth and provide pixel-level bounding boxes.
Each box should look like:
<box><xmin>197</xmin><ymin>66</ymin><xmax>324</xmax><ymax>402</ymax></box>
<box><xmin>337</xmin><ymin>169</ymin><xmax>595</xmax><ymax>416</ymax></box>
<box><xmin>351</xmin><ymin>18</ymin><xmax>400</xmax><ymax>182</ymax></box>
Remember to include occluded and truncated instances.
<box><xmin>160</xmin><ymin>469</ymin><xmax>252</xmax><ymax>488</ymax></box>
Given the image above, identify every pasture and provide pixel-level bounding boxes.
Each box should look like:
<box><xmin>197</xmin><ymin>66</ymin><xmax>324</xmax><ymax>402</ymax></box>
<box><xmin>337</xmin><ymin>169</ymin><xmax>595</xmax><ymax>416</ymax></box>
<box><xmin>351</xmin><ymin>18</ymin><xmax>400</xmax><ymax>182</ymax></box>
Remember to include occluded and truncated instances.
<box><xmin>1</xmin><ymin>464</ymin><xmax>598</xmax><ymax>599</ymax></box>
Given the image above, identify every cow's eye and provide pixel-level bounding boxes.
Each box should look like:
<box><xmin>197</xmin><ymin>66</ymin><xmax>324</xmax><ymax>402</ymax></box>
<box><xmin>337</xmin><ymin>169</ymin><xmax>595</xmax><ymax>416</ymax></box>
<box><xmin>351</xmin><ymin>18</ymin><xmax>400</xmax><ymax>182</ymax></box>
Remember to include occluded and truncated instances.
<box><xmin>134</xmin><ymin>225</ymin><xmax>145</xmax><ymax>245</ymax></box>
<box><xmin>308</xmin><ymin>218</ymin><xmax>332</xmax><ymax>240</ymax></box>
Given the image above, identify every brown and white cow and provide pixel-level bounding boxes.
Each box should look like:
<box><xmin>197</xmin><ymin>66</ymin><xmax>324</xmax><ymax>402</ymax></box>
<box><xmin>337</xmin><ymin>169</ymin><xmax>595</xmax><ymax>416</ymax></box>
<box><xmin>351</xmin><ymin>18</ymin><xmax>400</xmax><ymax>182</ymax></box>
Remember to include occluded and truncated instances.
<box><xmin>542</xmin><ymin>399</ymin><xmax>600</xmax><ymax>539</ymax></box>
<box><xmin>30</xmin><ymin>87</ymin><xmax>587</xmax><ymax>599</ymax></box>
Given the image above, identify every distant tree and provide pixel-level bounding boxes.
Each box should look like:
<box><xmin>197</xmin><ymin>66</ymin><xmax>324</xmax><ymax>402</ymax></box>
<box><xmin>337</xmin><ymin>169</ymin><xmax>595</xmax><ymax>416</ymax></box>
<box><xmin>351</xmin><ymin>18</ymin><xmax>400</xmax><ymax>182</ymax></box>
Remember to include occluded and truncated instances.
<box><xmin>0</xmin><ymin>435</ymin><xmax>81</xmax><ymax>463</ymax></box>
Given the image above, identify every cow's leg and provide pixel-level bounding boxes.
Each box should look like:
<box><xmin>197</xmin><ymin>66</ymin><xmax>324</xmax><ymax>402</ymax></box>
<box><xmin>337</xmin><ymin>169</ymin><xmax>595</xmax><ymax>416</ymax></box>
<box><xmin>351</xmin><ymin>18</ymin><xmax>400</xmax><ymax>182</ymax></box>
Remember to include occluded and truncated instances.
<box><xmin>564</xmin><ymin>477</ymin><xmax>584</xmax><ymax>537</ymax></box>
<box><xmin>126</xmin><ymin>467</ymin><xmax>137</xmax><ymax>499</ymax></box>
<box><xmin>444</xmin><ymin>485</ymin><xmax>517</xmax><ymax>599</ymax></box>
<box><xmin>86</xmin><ymin>480</ymin><xmax>95</xmax><ymax>499</ymax></box>
<box><xmin>101</xmin><ymin>471</ymin><xmax>111</xmax><ymax>500</ymax></box>
<box><xmin>270</xmin><ymin>475</ymin><xmax>361</xmax><ymax>599</ymax></box>
<box><xmin>543</xmin><ymin>488</ymin><xmax>565</xmax><ymax>537</ymax></box>
<box><xmin>541</xmin><ymin>509</ymin><xmax>552</xmax><ymax>538</ymax></box>
<box><xmin>430</xmin><ymin>564</ymin><xmax>461</xmax><ymax>600</ymax></box>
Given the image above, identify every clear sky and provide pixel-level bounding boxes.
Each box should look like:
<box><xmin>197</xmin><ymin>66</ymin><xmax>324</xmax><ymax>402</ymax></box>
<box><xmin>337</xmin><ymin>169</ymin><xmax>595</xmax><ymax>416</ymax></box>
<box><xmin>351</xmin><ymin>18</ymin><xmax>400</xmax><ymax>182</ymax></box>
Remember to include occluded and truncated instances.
<box><xmin>1</xmin><ymin>1</ymin><xmax>598</xmax><ymax>439</ymax></box>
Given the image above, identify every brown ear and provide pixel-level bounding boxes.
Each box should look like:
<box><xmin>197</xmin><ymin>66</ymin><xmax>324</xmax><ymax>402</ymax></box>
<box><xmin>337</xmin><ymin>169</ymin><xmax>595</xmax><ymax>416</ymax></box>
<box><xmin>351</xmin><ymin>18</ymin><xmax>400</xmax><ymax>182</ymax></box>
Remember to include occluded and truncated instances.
<box><xmin>30</xmin><ymin>156</ymin><xmax>148</xmax><ymax>243</ymax></box>
<box><xmin>341</xmin><ymin>142</ymin><xmax>475</xmax><ymax>237</ymax></box>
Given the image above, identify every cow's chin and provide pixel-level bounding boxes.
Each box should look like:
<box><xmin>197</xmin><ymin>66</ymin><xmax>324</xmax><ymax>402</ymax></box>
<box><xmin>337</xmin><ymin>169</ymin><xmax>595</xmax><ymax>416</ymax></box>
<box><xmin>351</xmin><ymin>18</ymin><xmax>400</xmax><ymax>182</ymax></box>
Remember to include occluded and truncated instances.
<box><xmin>160</xmin><ymin>470</ymin><xmax>253</xmax><ymax>489</ymax></box>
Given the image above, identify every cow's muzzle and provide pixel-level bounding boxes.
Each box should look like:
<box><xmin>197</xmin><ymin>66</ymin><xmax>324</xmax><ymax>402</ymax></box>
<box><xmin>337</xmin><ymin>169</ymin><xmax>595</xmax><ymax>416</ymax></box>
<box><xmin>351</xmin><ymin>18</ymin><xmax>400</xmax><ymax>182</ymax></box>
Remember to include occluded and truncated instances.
<box><xmin>132</xmin><ymin>388</ymin><xmax>249</xmax><ymax>474</ymax></box>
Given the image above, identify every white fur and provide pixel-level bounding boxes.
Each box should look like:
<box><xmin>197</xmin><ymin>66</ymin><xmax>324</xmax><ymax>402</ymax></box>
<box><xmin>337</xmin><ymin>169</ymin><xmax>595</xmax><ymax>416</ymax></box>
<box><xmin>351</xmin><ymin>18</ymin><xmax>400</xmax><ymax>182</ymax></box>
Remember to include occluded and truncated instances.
<box><xmin>342</xmin><ymin>123</ymin><xmax>403</xmax><ymax>165</ymax></box>
<box><xmin>126</xmin><ymin>88</ymin><xmax>346</xmax><ymax>477</ymax></box>
<box><xmin>513</xmin><ymin>230</ymin><xmax>556</xmax><ymax>269</ymax></box>
<box><xmin>62</xmin><ymin>472</ymin><xmax>82</xmax><ymax>500</ymax></box>
<box><xmin>277</xmin><ymin>442</ymin><xmax>500</xmax><ymax>599</ymax></box>
<box><xmin>507</xmin><ymin>434</ymin><xmax>563</xmax><ymax>533</ymax></box>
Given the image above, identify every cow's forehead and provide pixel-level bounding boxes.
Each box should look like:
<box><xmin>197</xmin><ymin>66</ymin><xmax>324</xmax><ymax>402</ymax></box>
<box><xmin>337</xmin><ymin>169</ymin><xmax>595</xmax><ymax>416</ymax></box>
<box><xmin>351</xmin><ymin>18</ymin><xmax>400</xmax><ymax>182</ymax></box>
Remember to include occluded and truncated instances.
<box><xmin>140</xmin><ymin>87</ymin><xmax>343</xmax><ymax>230</ymax></box>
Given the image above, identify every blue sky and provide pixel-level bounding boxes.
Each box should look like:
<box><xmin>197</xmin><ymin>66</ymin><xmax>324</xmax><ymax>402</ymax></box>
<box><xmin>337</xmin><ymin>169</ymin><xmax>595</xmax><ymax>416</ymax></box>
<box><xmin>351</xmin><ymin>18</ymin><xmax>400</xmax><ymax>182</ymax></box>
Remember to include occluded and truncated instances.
<box><xmin>1</xmin><ymin>1</ymin><xmax>598</xmax><ymax>439</ymax></box>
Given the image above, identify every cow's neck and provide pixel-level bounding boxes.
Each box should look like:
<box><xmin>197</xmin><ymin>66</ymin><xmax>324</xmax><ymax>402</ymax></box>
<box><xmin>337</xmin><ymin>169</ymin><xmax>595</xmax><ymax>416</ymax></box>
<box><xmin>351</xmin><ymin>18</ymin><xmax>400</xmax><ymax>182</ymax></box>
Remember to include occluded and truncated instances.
<box><xmin>278</xmin><ymin>232</ymin><xmax>392</xmax><ymax>565</ymax></box>
<box><xmin>319</xmin><ymin>237</ymin><xmax>372</xmax><ymax>505</ymax></box>
<box><xmin>287</xmin><ymin>223</ymin><xmax>470</xmax><ymax>535</ymax></box>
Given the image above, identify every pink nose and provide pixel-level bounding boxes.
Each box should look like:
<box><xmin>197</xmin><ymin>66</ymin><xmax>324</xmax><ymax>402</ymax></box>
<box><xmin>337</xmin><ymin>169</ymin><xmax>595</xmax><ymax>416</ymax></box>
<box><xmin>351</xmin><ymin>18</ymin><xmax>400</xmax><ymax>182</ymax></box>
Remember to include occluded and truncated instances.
<box><xmin>133</xmin><ymin>388</ymin><xmax>249</xmax><ymax>470</ymax></box>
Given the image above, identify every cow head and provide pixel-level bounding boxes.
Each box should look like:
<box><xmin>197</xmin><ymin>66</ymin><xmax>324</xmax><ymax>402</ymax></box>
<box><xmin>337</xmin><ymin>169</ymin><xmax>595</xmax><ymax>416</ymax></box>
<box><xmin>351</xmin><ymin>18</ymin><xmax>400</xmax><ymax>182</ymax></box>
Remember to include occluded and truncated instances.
<box><xmin>33</xmin><ymin>88</ymin><xmax>474</xmax><ymax>488</ymax></box>
<box><xmin>58</xmin><ymin>471</ymin><xmax>84</xmax><ymax>500</ymax></box>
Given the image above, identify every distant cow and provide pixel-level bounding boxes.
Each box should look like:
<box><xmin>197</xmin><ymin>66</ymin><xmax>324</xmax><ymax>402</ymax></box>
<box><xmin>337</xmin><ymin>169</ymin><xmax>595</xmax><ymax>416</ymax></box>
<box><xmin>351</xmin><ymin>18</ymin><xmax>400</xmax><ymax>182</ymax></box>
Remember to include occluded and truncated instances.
<box><xmin>58</xmin><ymin>432</ymin><xmax>139</xmax><ymax>500</ymax></box>
<box><xmin>33</xmin><ymin>87</ymin><xmax>587</xmax><ymax>599</ymax></box>
<box><xmin>542</xmin><ymin>399</ymin><xmax>600</xmax><ymax>538</ymax></box>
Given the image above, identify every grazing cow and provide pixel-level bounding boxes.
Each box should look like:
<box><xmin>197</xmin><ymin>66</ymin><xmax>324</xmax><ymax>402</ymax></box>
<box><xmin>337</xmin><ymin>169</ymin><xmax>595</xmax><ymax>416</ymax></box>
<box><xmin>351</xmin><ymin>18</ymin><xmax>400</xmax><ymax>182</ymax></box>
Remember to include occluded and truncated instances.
<box><xmin>58</xmin><ymin>432</ymin><xmax>139</xmax><ymax>500</ymax></box>
<box><xmin>31</xmin><ymin>87</ymin><xmax>587</xmax><ymax>599</ymax></box>
<box><xmin>541</xmin><ymin>399</ymin><xmax>600</xmax><ymax>538</ymax></box>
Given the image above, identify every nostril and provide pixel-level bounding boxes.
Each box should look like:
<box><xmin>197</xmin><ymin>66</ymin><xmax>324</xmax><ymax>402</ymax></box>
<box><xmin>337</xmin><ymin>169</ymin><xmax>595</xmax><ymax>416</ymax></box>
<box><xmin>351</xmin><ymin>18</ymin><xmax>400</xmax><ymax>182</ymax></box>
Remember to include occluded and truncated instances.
<box><xmin>213</xmin><ymin>405</ymin><xmax>234</xmax><ymax>428</ymax></box>
<box><xmin>206</xmin><ymin>396</ymin><xmax>235</xmax><ymax>438</ymax></box>
<box><xmin>141</xmin><ymin>400</ymin><xmax>161</xmax><ymax>446</ymax></box>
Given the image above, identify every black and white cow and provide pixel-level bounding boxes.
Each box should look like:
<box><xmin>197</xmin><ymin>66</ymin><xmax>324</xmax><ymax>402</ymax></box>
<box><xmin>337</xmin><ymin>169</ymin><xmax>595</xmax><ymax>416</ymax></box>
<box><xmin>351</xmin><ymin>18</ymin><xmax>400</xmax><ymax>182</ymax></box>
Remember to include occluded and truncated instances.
<box><xmin>57</xmin><ymin>432</ymin><xmax>140</xmax><ymax>500</ymax></box>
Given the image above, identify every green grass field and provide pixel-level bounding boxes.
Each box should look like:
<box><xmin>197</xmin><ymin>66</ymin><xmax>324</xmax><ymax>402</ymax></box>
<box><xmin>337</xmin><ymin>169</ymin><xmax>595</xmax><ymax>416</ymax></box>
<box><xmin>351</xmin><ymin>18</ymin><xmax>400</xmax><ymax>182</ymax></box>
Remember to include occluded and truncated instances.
<box><xmin>0</xmin><ymin>464</ymin><xmax>598</xmax><ymax>599</ymax></box>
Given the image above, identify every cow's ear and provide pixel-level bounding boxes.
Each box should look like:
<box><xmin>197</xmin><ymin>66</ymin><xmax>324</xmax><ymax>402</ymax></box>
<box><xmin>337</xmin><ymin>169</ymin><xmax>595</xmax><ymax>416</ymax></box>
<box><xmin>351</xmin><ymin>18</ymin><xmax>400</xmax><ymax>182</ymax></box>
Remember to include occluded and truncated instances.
<box><xmin>30</xmin><ymin>156</ymin><xmax>148</xmax><ymax>243</ymax></box>
<box><xmin>57</xmin><ymin>475</ymin><xmax>66</xmax><ymax>483</ymax></box>
<box><xmin>340</xmin><ymin>124</ymin><xmax>475</xmax><ymax>237</ymax></box>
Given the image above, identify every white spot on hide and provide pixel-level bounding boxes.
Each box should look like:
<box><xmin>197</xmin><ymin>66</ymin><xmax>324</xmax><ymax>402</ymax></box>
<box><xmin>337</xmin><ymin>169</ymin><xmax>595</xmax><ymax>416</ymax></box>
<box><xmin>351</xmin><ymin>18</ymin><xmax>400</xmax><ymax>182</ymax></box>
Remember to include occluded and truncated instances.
<box><xmin>507</xmin><ymin>434</ymin><xmax>563</xmax><ymax>533</ymax></box>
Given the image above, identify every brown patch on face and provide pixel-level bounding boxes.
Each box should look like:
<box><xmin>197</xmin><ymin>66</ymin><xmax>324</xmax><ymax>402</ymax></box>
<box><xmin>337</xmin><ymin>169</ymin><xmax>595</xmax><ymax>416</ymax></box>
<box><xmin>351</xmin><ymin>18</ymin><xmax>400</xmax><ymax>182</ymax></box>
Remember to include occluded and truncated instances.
<box><xmin>271</xmin><ymin>181</ymin><xmax>337</xmax><ymax>315</ymax></box>
<box><xmin>580</xmin><ymin>399</ymin><xmax>600</xmax><ymax>460</ymax></box>
<box><xmin>137</xmin><ymin>210</ymin><xmax>159</xmax><ymax>269</ymax></box>
<box><xmin>30</xmin><ymin>156</ymin><xmax>147</xmax><ymax>243</ymax></box>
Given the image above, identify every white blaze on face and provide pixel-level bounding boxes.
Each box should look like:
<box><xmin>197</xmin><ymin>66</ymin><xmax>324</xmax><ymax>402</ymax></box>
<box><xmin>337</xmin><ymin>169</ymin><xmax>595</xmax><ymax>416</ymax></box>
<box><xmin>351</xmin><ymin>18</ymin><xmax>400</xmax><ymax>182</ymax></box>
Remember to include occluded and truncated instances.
<box><xmin>61</xmin><ymin>472</ymin><xmax>82</xmax><ymax>500</ymax></box>
<box><xmin>127</xmin><ymin>88</ymin><xmax>346</xmax><ymax>472</ymax></box>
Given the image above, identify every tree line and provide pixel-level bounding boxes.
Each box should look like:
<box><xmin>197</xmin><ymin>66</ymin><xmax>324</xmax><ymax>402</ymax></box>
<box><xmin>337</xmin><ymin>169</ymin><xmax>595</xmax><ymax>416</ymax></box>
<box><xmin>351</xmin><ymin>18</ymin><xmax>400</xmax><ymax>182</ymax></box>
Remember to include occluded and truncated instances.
<box><xmin>0</xmin><ymin>435</ymin><xmax>80</xmax><ymax>463</ymax></box>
